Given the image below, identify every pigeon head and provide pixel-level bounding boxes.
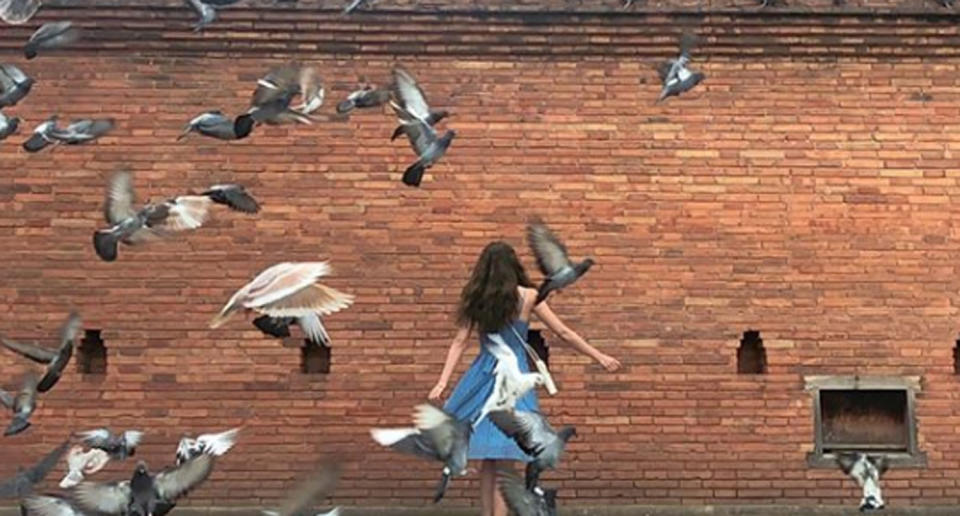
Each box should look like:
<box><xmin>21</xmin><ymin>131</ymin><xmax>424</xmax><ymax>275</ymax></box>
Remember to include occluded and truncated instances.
<box><xmin>575</xmin><ymin>258</ymin><xmax>595</xmax><ymax>275</ymax></box>
<box><xmin>23</xmin><ymin>46</ymin><xmax>38</xmax><ymax>60</ymax></box>
<box><xmin>233</xmin><ymin>114</ymin><xmax>255</xmax><ymax>139</ymax></box>
<box><xmin>133</xmin><ymin>462</ymin><xmax>148</xmax><ymax>477</ymax></box>
<box><xmin>542</xmin><ymin>488</ymin><xmax>558</xmax><ymax>509</ymax></box>
<box><xmin>558</xmin><ymin>426</ymin><xmax>577</xmax><ymax>442</ymax></box>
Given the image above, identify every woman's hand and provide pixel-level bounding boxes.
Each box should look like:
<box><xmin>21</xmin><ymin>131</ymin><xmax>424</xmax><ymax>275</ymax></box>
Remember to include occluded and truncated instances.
<box><xmin>428</xmin><ymin>381</ymin><xmax>447</xmax><ymax>401</ymax></box>
<box><xmin>596</xmin><ymin>353</ymin><xmax>622</xmax><ymax>372</ymax></box>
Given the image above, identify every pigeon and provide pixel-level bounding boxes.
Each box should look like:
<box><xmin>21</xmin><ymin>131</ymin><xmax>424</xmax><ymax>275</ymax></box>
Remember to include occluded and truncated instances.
<box><xmin>72</xmin><ymin>455</ymin><xmax>214</xmax><ymax>516</ymax></box>
<box><xmin>473</xmin><ymin>333</ymin><xmax>545</xmax><ymax>430</ymax></box>
<box><xmin>370</xmin><ymin>404</ymin><xmax>472</xmax><ymax>503</ymax></box>
<box><xmin>175</xmin><ymin>427</ymin><xmax>240</xmax><ymax>465</ymax></box>
<box><xmin>488</xmin><ymin>410</ymin><xmax>576</xmax><ymax>490</ymax></box>
<box><xmin>24</xmin><ymin>21</ymin><xmax>82</xmax><ymax>60</ymax></box>
<box><xmin>499</xmin><ymin>473</ymin><xmax>557</xmax><ymax>516</ymax></box>
<box><xmin>0</xmin><ymin>441</ymin><xmax>69</xmax><ymax>498</ymax></box>
<box><xmin>77</xmin><ymin>428</ymin><xmax>143</xmax><ymax>461</ymax></box>
<box><xmin>656</xmin><ymin>32</ymin><xmax>705</xmax><ymax>103</ymax></box>
<box><xmin>92</xmin><ymin>172</ymin><xmax>259</xmax><ymax>262</ymax></box>
<box><xmin>234</xmin><ymin>64</ymin><xmax>318</xmax><ymax>138</ymax></box>
<box><xmin>184</xmin><ymin>0</ymin><xmax>241</xmax><ymax>31</ymax></box>
<box><xmin>837</xmin><ymin>452</ymin><xmax>888</xmax><ymax>512</ymax></box>
<box><xmin>335</xmin><ymin>85</ymin><xmax>390</xmax><ymax>115</ymax></box>
<box><xmin>390</xmin><ymin>101</ymin><xmax>455</xmax><ymax>187</ymax></box>
<box><xmin>0</xmin><ymin>0</ymin><xmax>41</xmax><ymax>24</ymax></box>
<box><xmin>0</xmin><ymin>311</ymin><xmax>81</xmax><ymax>393</ymax></box>
<box><xmin>210</xmin><ymin>262</ymin><xmax>354</xmax><ymax>347</ymax></box>
<box><xmin>177</xmin><ymin>111</ymin><xmax>240</xmax><ymax>141</ymax></box>
<box><xmin>0</xmin><ymin>64</ymin><xmax>34</xmax><ymax>107</ymax></box>
<box><xmin>60</xmin><ymin>446</ymin><xmax>111</xmax><ymax>489</ymax></box>
<box><xmin>21</xmin><ymin>495</ymin><xmax>86</xmax><ymax>516</ymax></box>
<box><xmin>526</xmin><ymin>217</ymin><xmax>594</xmax><ymax>306</ymax></box>
<box><xmin>0</xmin><ymin>373</ymin><xmax>38</xmax><ymax>436</ymax></box>
<box><xmin>22</xmin><ymin>116</ymin><xmax>114</xmax><ymax>153</ymax></box>
<box><xmin>261</xmin><ymin>460</ymin><xmax>342</xmax><ymax>516</ymax></box>
<box><xmin>0</xmin><ymin>112</ymin><xmax>19</xmax><ymax>141</ymax></box>
<box><xmin>342</xmin><ymin>0</ymin><xmax>369</xmax><ymax>14</ymax></box>
<box><xmin>388</xmin><ymin>65</ymin><xmax>451</xmax><ymax>142</ymax></box>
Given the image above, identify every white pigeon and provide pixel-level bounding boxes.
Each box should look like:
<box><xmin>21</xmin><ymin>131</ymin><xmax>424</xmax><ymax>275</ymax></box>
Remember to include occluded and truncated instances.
<box><xmin>473</xmin><ymin>333</ymin><xmax>545</xmax><ymax>429</ymax></box>
<box><xmin>59</xmin><ymin>446</ymin><xmax>110</xmax><ymax>488</ymax></box>
<box><xmin>175</xmin><ymin>427</ymin><xmax>240</xmax><ymax>465</ymax></box>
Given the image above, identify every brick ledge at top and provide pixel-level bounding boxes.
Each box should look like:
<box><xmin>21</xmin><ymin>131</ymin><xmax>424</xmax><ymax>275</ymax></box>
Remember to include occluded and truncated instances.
<box><xmin>3</xmin><ymin>5</ymin><xmax>960</xmax><ymax>59</ymax></box>
<box><xmin>36</xmin><ymin>0</ymin><xmax>960</xmax><ymax>14</ymax></box>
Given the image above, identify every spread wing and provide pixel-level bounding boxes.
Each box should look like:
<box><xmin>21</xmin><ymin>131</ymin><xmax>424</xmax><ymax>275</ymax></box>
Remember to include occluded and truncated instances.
<box><xmin>0</xmin><ymin>0</ymin><xmax>41</xmax><ymax>24</ymax></box>
<box><xmin>251</xmin><ymin>64</ymin><xmax>301</xmax><ymax>107</ymax></box>
<box><xmin>152</xmin><ymin>196</ymin><xmax>212</xmax><ymax>232</ymax></box>
<box><xmin>58</xmin><ymin>312</ymin><xmax>82</xmax><ymax>348</ymax></box>
<box><xmin>273</xmin><ymin>461</ymin><xmax>342</xmax><ymax>516</ymax></box>
<box><xmin>196</xmin><ymin>427</ymin><xmax>240</xmax><ymax>456</ymax></box>
<box><xmin>25</xmin><ymin>441</ymin><xmax>71</xmax><ymax>484</ymax></box>
<box><xmin>22</xmin><ymin>495</ymin><xmax>84</xmax><ymax>516</ymax></box>
<box><xmin>499</xmin><ymin>474</ymin><xmax>543</xmax><ymax>516</ymax></box>
<box><xmin>104</xmin><ymin>172</ymin><xmax>136</xmax><ymax>225</ymax></box>
<box><xmin>0</xmin><ymin>388</ymin><xmax>12</xmax><ymax>409</ymax></box>
<box><xmin>72</xmin><ymin>481</ymin><xmax>131</xmax><ymax>515</ymax></box>
<box><xmin>0</xmin><ymin>338</ymin><xmax>55</xmax><ymax>363</ymax></box>
<box><xmin>526</xmin><ymin>218</ymin><xmax>571</xmax><ymax>276</ymax></box>
<box><xmin>391</xmin><ymin>66</ymin><xmax>431</xmax><ymax>122</ymax></box>
<box><xmin>257</xmin><ymin>283</ymin><xmax>354</xmax><ymax>318</ymax></box>
<box><xmin>154</xmin><ymin>454</ymin><xmax>214</xmax><ymax>501</ymax></box>
<box><xmin>488</xmin><ymin>410</ymin><xmax>552</xmax><ymax>457</ymax></box>
<box><xmin>77</xmin><ymin>428</ymin><xmax>114</xmax><ymax>449</ymax></box>
<box><xmin>414</xmin><ymin>404</ymin><xmax>459</xmax><ymax>459</ymax></box>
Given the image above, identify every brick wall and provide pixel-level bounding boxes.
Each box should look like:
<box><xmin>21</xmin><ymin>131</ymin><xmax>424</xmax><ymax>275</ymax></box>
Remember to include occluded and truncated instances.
<box><xmin>2</xmin><ymin>2</ymin><xmax>960</xmax><ymax>509</ymax></box>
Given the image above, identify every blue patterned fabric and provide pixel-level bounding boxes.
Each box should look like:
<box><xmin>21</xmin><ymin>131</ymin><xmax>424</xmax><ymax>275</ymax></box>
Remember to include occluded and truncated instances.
<box><xmin>443</xmin><ymin>319</ymin><xmax>540</xmax><ymax>462</ymax></box>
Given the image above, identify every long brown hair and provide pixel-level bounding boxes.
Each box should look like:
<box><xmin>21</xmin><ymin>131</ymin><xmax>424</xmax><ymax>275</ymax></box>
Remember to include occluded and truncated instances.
<box><xmin>456</xmin><ymin>241</ymin><xmax>534</xmax><ymax>333</ymax></box>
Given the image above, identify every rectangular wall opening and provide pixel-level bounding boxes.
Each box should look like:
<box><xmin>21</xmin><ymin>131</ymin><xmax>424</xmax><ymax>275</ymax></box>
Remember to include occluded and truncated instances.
<box><xmin>820</xmin><ymin>389</ymin><xmax>908</xmax><ymax>453</ymax></box>
<box><xmin>77</xmin><ymin>329</ymin><xmax>106</xmax><ymax>375</ymax></box>
<box><xmin>525</xmin><ymin>330</ymin><xmax>548</xmax><ymax>370</ymax></box>
<box><xmin>301</xmin><ymin>340</ymin><xmax>331</xmax><ymax>374</ymax></box>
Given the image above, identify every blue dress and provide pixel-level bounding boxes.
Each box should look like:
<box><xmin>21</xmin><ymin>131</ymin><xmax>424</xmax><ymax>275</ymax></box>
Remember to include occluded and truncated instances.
<box><xmin>443</xmin><ymin>319</ymin><xmax>540</xmax><ymax>461</ymax></box>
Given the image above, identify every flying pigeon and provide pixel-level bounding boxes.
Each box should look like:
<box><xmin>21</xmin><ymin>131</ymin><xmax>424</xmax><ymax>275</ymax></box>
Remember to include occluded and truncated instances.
<box><xmin>77</xmin><ymin>428</ymin><xmax>143</xmax><ymax>461</ymax></box>
<box><xmin>488</xmin><ymin>410</ymin><xmax>576</xmax><ymax>491</ymax></box>
<box><xmin>22</xmin><ymin>116</ymin><xmax>114</xmax><ymax>153</ymax></box>
<box><xmin>389</xmin><ymin>66</ymin><xmax>450</xmax><ymax>142</ymax></box>
<box><xmin>837</xmin><ymin>452</ymin><xmax>888</xmax><ymax>512</ymax></box>
<box><xmin>0</xmin><ymin>441</ymin><xmax>69</xmax><ymax>498</ymax></box>
<box><xmin>499</xmin><ymin>473</ymin><xmax>557</xmax><ymax>516</ymax></box>
<box><xmin>473</xmin><ymin>333</ymin><xmax>545</xmax><ymax>430</ymax></box>
<box><xmin>370</xmin><ymin>404</ymin><xmax>471</xmax><ymax>503</ymax></box>
<box><xmin>0</xmin><ymin>0</ymin><xmax>41</xmax><ymax>24</ymax></box>
<box><xmin>24</xmin><ymin>21</ymin><xmax>82</xmax><ymax>60</ymax></box>
<box><xmin>60</xmin><ymin>445</ymin><xmax>111</xmax><ymax>489</ymax></box>
<box><xmin>656</xmin><ymin>32</ymin><xmax>705</xmax><ymax>103</ymax></box>
<box><xmin>390</xmin><ymin>101</ymin><xmax>455</xmax><ymax>188</ymax></box>
<box><xmin>0</xmin><ymin>64</ymin><xmax>34</xmax><ymax>107</ymax></box>
<box><xmin>234</xmin><ymin>64</ymin><xmax>319</xmax><ymax>138</ymax></box>
<box><xmin>175</xmin><ymin>427</ymin><xmax>240</xmax><ymax>466</ymax></box>
<box><xmin>72</xmin><ymin>455</ymin><xmax>214</xmax><ymax>516</ymax></box>
<box><xmin>209</xmin><ymin>262</ymin><xmax>354</xmax><ymax>346</ymax></box>
<box><xmin>184</xmin><ymin>0</ymin><xmax>241</xmax><ymax>31</ymax></box>
<box><xmin>21</xmin><ymin>495</ymin><xmax>86</xmax><ymax>516</ymax></box>
<box><xmin>0</xmin><ymin>311</ymin><xmax>81</xmax><ymax>393</ymax></box>
<box><xmin>1</xmin><ymin>373</ymin><xmax>38</xmax><ymax>436</ymax></box>
<box><xmin>335</xmin><ymin>84</ymin><xmax>390</xmax><ymax>115</ymax></box>
<box><xmin>526</xmin><ymin>217</ymin><xmax>594</xmax><ymax>306</ymax></box>
<box><xmin>261</xmin><ymin>460</ymin><xmax>342</xmax><ymax>516</ymax></box>
<box><xmin>0</xmin><ymin>112</ymin><xmax>18</xmax><ymax>141</ymax></box>
<box><xmin>92</xmin><ymin>172</ymin><xmax>259</xmax><ymax>262</ymax></box>
<box><xmin>177</xmin><ymin>111</ymin><xmax>240</xmax><ymax>141</ymax></box>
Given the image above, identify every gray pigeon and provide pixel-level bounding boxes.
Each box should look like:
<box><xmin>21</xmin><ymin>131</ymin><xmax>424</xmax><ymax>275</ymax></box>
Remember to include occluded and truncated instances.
<box><xmin>389</xmin><ymin>66</ymin><xmax>450</xmax><ymax>142</ymax></box>
<box><xmin>21</xmin><ymin>495</ymin><xmax>86</xmax><ymax>516</ymax></box>
<box><xmin>370</xmin><ymin>404</ymin><xmax>471</xmax><ymax>503</ymax></box>
<box><xmin>1</xmin><ymin>373</ymin><xmax>38</xmax><ymax>436</ymax></box>
<box><xmin>656</xmin><ymin>32</ymin><xmax>705</xmax><ymax>103</ymax></box>
<box><xmin>0</xmin><ymin>0</ymin><xmax>41</xmax><ymax>24</ymax></box>
<box><xmin>234</xmin><ymin>64</ymin><xmax>317</xmax><ymax>138</ymax></box>
<box><xmin>22</xmin><ymin>116</ymin><xmax>114</xmax><ymax>153</ymax></box>
<box><xmin>77</xmin><ymin>428</ymin><xmax>143</xmax><ymax>461</ymax></box>
<box><xmin>24</xmin><ymin>21</ymin><xmax>82</xmax><ymax>60</ymax></box>
<box><xmin>390</xmin><ymin>102</ymin><xmax>455</xmax><ymax>188</ymax></box>
<box><xmin>0</xmin><ymin>441</ymin><xmax>69</xmax><ymax>498</ymax></box>
<box><xmin>0</xmin><ymin>311</ymin><xmax>81</xmax><ymax>393</ymax></box>
<box><xmin>488</xmin><ymin>410</ymin><xmax>576</xmax><ymax>490</ymax></box>
<box><xmin>184</xmin><ymin>0</ymin><xmax>241</xmax><ymax>31</ymax></box>
<box><xmin>72</xmin><ymin>455</ymin><xmax>213</xmax><ymax>516</ymax></box>
<box><xmin>526</xmin><ymin>217</ymin><xmax>594</xmax><ymax>305</ymax></box>
<box><xmin>261</xmin><ymin>460</ymin><xmax>342</xmax><ymax>516</ymax></box>
<box><xmin>0</xmin><ymin>112</ymin><xmax>19</xmax><ymax>142</ymax></box>
<box><xmin>336</xmin><ymin>85</ymin><xmax>389</xmax><ymax>115</ymax></box>
<box><xmin>174</xmin><ymin>427</ymin><xmax>240</xmax><ymax>466</ymax></box>
<box><xmin>0</xmin><ymin>64</ymin><xmax>34</xmax><ymax>107</ymax></box>
<box><xmin>837</xmin><ymin>452</ymin><xmax>888</xmax><ymax>512</ymax></box>
<box><xmin>201</xmin><ymin>184</ymin><xmax>261</xmax><ymax>213</ymax></box>
<box><xmin>499</xmin><ymin>474</ymin><xmax>557</xmax><ymax>516</ymax></box>
<box><xmin>177</xmin><ymin>111</ymin><xmax>239</xmax><ymax>141</ymax></box>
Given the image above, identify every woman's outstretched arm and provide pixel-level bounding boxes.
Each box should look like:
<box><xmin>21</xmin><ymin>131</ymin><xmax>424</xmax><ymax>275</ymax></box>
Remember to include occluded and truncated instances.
<box><xmin>533</xmin><ymin>301</ymin><xmax>621</xmax><ymax>372</ymax></box>
<box><xmin>428</xmin><ymin>325</ymin><xmax>471</xmax><ymax>400</ymax></box>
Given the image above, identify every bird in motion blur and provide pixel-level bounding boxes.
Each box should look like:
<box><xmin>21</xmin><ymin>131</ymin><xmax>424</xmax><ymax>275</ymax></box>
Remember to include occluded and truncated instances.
<box><xmin>656</xmin><ymin>32</ymin><xmax>705</xmax><ymax>103</ymax></box>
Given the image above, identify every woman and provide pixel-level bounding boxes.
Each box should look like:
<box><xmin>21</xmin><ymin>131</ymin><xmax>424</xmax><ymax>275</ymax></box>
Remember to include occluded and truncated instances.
<box><xmin>428</xmin><ymin>241</ymin><xmax>621</xmax><ymax>516</ymax></box>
